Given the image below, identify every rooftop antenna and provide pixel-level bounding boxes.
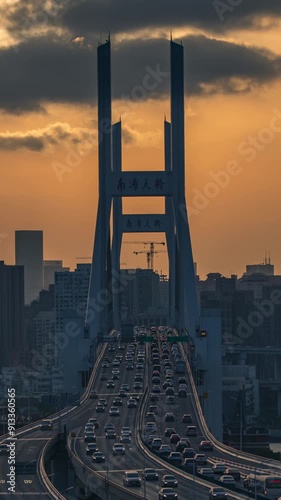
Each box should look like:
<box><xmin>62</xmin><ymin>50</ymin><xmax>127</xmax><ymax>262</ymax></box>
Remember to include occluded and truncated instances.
<box><xmin>265</xmin><ymin>251</ymin><xmax>267</xmax><ymax>265</ymax></box>
<box><xmin>269</xmin><ymin>250</ymin><xmax>271</xmax><ymax>265</ymax></box>
<box><xmin>170</xmin><ymin>30</ymin><xmax>173</xmax><ymax>41</ymax></box>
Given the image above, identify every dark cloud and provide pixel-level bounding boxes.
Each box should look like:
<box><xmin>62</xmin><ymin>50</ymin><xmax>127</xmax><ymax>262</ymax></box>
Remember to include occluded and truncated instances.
<box><xmin>4</xmin><ymin>0</ymin><xmax>281</xmax><ymax>42</ymax></box>
<box><xmin>0</xmin><ymin>34</ymin><xmax>280</xmax><ymax>114</ymax></box>
<box><xmin>60</xmin><ymin>0</ymin><xmax>281</xmax><ymax>35</ymax></box>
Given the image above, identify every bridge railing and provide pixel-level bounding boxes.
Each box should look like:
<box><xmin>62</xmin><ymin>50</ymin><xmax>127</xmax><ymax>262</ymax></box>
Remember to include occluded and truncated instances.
<box><xmin>178</xmin><ymin>331</ymin><xmax>281</xmax><ymax>470</ymax></box>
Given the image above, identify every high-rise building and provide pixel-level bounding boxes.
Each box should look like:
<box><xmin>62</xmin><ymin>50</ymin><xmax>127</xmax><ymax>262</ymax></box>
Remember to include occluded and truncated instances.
<box><xmin>15</xmin><ymin>230</ymin><xmax>43</xmax><ymax>304</ymax></box>
<box><xmin>43</xmin><ymin>260</ymin><xmax>69</xmax><ymax>290</ymax></box>
<box><xmin>0</xmin><ymin>261</ymin><xmax>24</xmax><ymax>370</ymax></box>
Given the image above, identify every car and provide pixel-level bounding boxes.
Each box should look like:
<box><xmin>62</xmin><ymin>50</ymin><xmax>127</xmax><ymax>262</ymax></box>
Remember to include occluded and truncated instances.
<box><xmin>158</xmin><ymin>487</ymin><xmax>178</xmax><ymax>499</ymax></box>
<box><xmin>98</xmin><ymin>398</ymin><xmax>107</xmax><ymax>407</ymax></box>
<box><xmin>120</xmin><ymin>433</ymin><xmax>131</xmax><ymax>443</ymax></box>
<box><xmin>136</xmin><ymin>363</ymin><xmax>144</xmax><ymax>370</ymax></box>
<box><xmin>152</xmin><ymin>385</ymin><xmax>161</xmax><ymax>393</ymax></box>
<box><xmin>183</xmin><ymin>458</ymin><xmax>197</xmax><ymax>473</ymax></box>
<box><xmin>219</xmin><ymin>475</ymin><xmax>235</xmax><ymax>486</ymax></box>
<box><xmin>225</xmin><ymin>468</ymin><xmax>241</xmax><ymax>481</ymax></box>
<box><xmin>178</xmin><ymin>377</ymin><xmax>187</xmax><ymax>385</ymax></box>
<box><xmin>200</xmin><ymin>467</ymin><xmax>215</xmax><ymax>479</ymax></box>
<box><xmin>163</xmin><ymin>381</ymin><xmax>173</xmax><ymax>390</ymax></box>
<box><xmin>145</xmin><ymin>422</ymin><xmax>157</xmax><ymax>433</ymax></box>
<box><xmin>84</xmin><ymin>423</ymin><xmax>95</xmax><ymax>432</ymax></box>
<box><xmin>121</xmin><ymin>384</ymin><xmax>129</xmax><ymax>391</ymax></box>
<box><xmin>182</xmin><ymin>414</ymin><xmax>192</xmax><ymax>424</ymax></box>
<box><xmin>199</xmin><ymin>440</ymin><xmax>213</xmax><ymax>451</ymax></box>
<box><xmin>213</xmin><ymin>463</ymin><xmax>226</xmax><ymax>475</ymax></box>
<box><xmin>195</xmin><ymin>453</ymin><xmax>208</xmax><ymax>465</ymax></box>
<box><xmin>182</xmin><ymin>447</ymin><xmax>195</xmax><ymax>458</ymax></box>
<box><xmin>112</xmin><ymin>359</ymin><xmax>120</xmax><ymax>366</ymax></box>
<box><xmin>104</xmin><ymin>422</ymin><xmax>115</xmax><ymax>431</ymax></box>
<box><xmin>158</xmin><ymin>444</ymin><xmax>172</xmax><ymax>456</ymax></box>
<box><xmin>89</xmin><ymin>390</ymin><xmax>98</xmax><ymax>399</ymax></box>
<box><xmin>107</xmin><ymin>380</ymin><xmax>115</xmax><ymax>388</ymax></box>
<box><xmin>152</xmin><ymin>376</ymin><xmax>161</xmax><ymax>384</ymax></box>
<box><xmin>102</xmin><ymin>362</ymin><xmax>109</xmax><ymax>368</ymax></box>
<box><xmin>106</xmin><ymin>429</ymin><xmax>116</xmax><ymax>439</ymax></box>
<box><xmin>149</xmin><ymin>405</ymin><xmax>158</xmax><ymax>413</ymax></box>
<box><xmin>109</xmin><ymin>406</ymin><xmax>120</xmax><ymax>416</ymax></box>
<box><xmin>112</xmin><ymin>372</ymin><xmax>119</xmax><ymax>380</ymax></box>
<box><xmin>165</xmin><ymin>387</ymin><xmax>175</xmax><ymax>396</ymax></box>
<box><xmin>142</xmin><ymin>468</ymin><xmax>159</xmax><ymax>480</ymax></box>
<box><xmin>121</xmin><ymin>426</ymin><xmax>132</xmax><ymax>436</ymax></box>
<box><xmin>186</xmin><ymin>425</ymin><xmax>197</xmax><ymax>436</ymax></box>
<box><xmin>123</xmin><ymin>471</ymin><xmax>141</xmax><ymax>487</ymax></box>
<box><xmin>92</xmin><ymin>451</ymin><xmax>105</xmax><ymax>463</ymax></box>
<box><xmin>40</xmin><ymin>419</ymin><xmax>53</xmax><ymax>431</ymax></box>
<box><xmin>176</xmin><ymin>439</ymin><xmax>190</xmax><ymax>452</ymax></box>
<box><xmin>134</xmin><ymin>382</ymin><xmax>142</xmax><ymax>390</ymax></box>
<box><xmin>161</xmin><ymin>475</ymin><xmax>178</xmax><ymax>487</ymax></box>
<box><xmin>118</xmin><ymin>389</ymin><xmax>127</xmax><ymax>397</ymax></box>
<box><xmin>170</xmin><ymin>433</ymin><xmax>181</xmax><ymax>444</ymax></box>
<box><xmin>148</xmin><ymin>434</ymin><xmax>160</xmax><ymax>445</ymax></box>
<box><xmin>151</xmin><ymin>438</ymin><xmax>163</xmax><ymax>450</ymax></box>
<box><xmin>164</xmin><ymin>427</ymin><xmax>176</xmax><ymax>437</ymax></box>
<box><xmin>86</xmin><ymin>443</ymin><xmax>98</xmax><ymax>455</ymax></box>
<box><xmin>166</xmin><ymin>395</ymin><xmax>175</xmax><ymax>404</ymax></box>
<box><xmin>96</xmin><ymin>404</ymin><xmax>105</xmax><ymax>413</ymax></box>
<box><xmin>209</xmin><ymin>486</ymin><xmax>228</xmax><ymax>499</ymax></box>
<box><xmin>135</xmin><ymin>374</ymin><xmax>143</xmax><ymax>382</ymax></box>
<box><xmin>146</xmin><ymin>412</ymin><xmax>156</xmax><ymax>421</ymax></box>
<box><xmin>127</xmin><ymin>399</ymin><xmax>137</xmax><ymax>408</ymax></box>
<box><xmin>100</xmin><ymin>374</ymin><xmax>107</xmax><ymax>381</ymax></box>
<box><xmin>113</xmin><ymin>397</ymin><xmax>123</xmax><ymax>406</ymax></box>
<box><xmin>178</xmin><ymin>388</ymin><xmax>187</xmax><ymax>397</ymax></box>
<box><xmin>126</xmin><ymin>363</ymin><xmax>134</xmax><ymax>370</ymax></box>
<box><xmin>0</xmin><ymin>444</ymin><xmax>8</xmax><ymax>455</ymax></box>
<box><xmin>84</xmin><ymin>431</ymin><xmax>96</xmax><ymax>442</ymax></box>
<box><xmin>113</xmin><ymin>443</ymin><xmax>125</xmax><ymax>455</ymax></box>
<box><xmin>150</xmin><ymin>393</ymin><xmax>159</xmax><ymax>402</ymax></box>
<box><xmin>87</xmin><ymin>417</ymin><xmax>99</xmax><ymax>429</ymax></box>
<box><xmin>164</xmin><ymin>413</ymin><xmax>175</xmax><ymax>422</ymax></box>
<box><xmin>168</xmin><ymin>452</ymin><xmax>182</xmax><ymax>465</ymax></box>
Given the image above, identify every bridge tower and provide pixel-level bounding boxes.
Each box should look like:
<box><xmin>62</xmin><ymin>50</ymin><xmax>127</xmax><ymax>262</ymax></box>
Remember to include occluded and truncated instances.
<box><xmin>85</xmin><ymin>38</ymin><xmax>222</xmax><ymax>439</ymax></box>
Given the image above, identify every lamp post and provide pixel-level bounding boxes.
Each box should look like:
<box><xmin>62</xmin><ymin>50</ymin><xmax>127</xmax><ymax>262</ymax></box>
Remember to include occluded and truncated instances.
<box><xmin>231</xmin><ymin>396</ymin><xmax>243</xmax><ymax>451</ymax></box>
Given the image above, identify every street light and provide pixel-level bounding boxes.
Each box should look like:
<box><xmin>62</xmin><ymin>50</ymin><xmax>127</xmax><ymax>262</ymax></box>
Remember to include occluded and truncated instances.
<box><xmin>231</xmin><ymin>396</ymin><xmax>243</xmax><ymax>451</ymax></box>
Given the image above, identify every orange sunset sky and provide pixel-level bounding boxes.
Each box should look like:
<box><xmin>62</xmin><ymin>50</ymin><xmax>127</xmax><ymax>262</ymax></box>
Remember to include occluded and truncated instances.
<box><xmin>1</xmin><ymin>1</ymin><xmax>281</xmax><ymax>278</ymax></box>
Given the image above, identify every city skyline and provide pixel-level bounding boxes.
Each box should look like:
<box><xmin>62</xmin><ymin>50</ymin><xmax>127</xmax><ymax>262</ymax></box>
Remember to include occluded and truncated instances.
<box><xmin>1</xmin><ymin>2</ymin><xmax>281</xmax><ymax>277</ymax></box>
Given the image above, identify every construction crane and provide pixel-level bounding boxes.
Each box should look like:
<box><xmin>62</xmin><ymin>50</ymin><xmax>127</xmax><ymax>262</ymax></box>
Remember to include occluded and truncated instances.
<box><xmin>124</xmin><ymin>241</ymin><xmax>165</xmax><ymax>271</ymax></box>
<box><xmin>133</xmin><ymin>250</ymin><xmax>166</xmax><ymax>271</ymax></box>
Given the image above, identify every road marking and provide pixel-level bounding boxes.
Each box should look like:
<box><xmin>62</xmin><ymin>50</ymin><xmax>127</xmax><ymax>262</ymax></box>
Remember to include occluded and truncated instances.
<box><xmin>96</xmin><ymin>467</ymin><xmax>166</xmax><ymax>473</ymax></box>
<box><xmin>15</xmin><ymin>438</ymin><xmax>50</xmax><ymax>441</ymax></box>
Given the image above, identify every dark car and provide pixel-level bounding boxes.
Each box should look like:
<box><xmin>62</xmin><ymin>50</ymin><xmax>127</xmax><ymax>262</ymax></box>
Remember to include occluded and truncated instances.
<box><xmin>168</xmin><ymin>452</ymin><xmax>182</xmax><ymax>466</ymax></box>
<box><xmin>86</xmin><ymin>443</ymin><xmax>98</xmax><ymax>455</ymax></box>
<box><xmin>142</xmin><ymin>468</ymin><xmax>159</xmax><ymax>481</ymax></box>
<box><xmin>186</xmin><ymin>425</ymin><xmax>197</xmax><ymax>436</ymax></box>
<box><xmin>199</xmin><ymin>440</ymin><xmax>213</xmax><ymax>451</ymax></box>
<box><xmin>184</xmin><ymin>458</ymin><xmax>197</xmax><ymax>473</ymax></box>
<box><xmin>225</xmin><ymin>468</ymin><xmax>241</xmax><ymax>481</ymax></box>
<box><xmin>161</xmin><ymin>475</ymin><xmax>178</xmax><ymax>487</ymax></box>
<box><xmin>107</xmin><ymin>380</ymin><xmax>115</xmax><ymax>388</ymax></box>
<box><xmin>182</xmin><ymin>447</ymin><xmax>195</xmax><ymax>458</ymax></box>
<box><xmin>209</xmin><ymin>486</ymin><xmax>228</xmax><ymax>499</ymax></box>
<box><xmin>165</xmin><ymin>427</ymin><xmax>176</xmax><ymax>437</ymax></box>
<box><xmin>182</xmin><ymin>414</ymin><xmax>192</xmax><ymax>424</ymax></box>
<box><xmin>89</xmin><ymin>390</ymin><xmax>98</xmax><ymax>399</ymax></box>
<box><xmin>164</xmin><ymin>413</ymin><xmax>175</xmax><ymax>422</ymax></box>
<box><xmin>123</xmin><ymin>471</ymin><xmax>141</xmax><ymax>487</ymax></box>
<box><xmin>170</xmin><ymin>433</ymin><xmax>181</xmax><ymax>444</ymax></box>
<box><xmin>176</xmin><ymin>439</ymin><xmax>191</xmax><ymax>452</ymax></box>
<box><xmin>40</xmin><ymin>419</ymin><xmax>53</xmax><ymax>431</ymax></box>
<box><xmin>159</xmin><ymin>488</ymin><xmax>178</xmax><ymax>499</ymax></box>
<box><xmin>92</xmin><ymin>451</ymin><xmax>105</xmax><ymax>463</ymax></box>
<box><xmin>95</xmin><ymin>404</ymin><xmax>105</xmax><ymax>413</ymax></box>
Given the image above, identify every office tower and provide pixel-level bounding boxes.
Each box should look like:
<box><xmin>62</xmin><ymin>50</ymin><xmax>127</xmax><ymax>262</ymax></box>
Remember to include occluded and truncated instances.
<box><xmin>43</xmin><ymin>260</ymin><xmax>69</xmax><ymax>289</ymax></box>
<box><xmin>15</xmin><ymin>230</ymin><xmax>43</xmax><ymax>304</ymax></box>
<box><xmin>0</xmin><ymin>261</ymin><xmax>24</xmax><ymax>370</ymax></box>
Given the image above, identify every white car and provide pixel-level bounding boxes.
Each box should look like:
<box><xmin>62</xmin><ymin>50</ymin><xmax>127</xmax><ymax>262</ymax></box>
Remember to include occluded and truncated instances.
<box><xmin>120</xmin><ymin>433</ymin><xmax>131</xmax><ymax>443</ymax></box>
<box><xmin>219</xmin><ymin>475</ymin><xmax>235</xmax><ymax>486</ymax></box>
<box><xmin>121</xmin><ymin>427</ymin><xmax>132</xmax><ymax>436</ymax></box>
